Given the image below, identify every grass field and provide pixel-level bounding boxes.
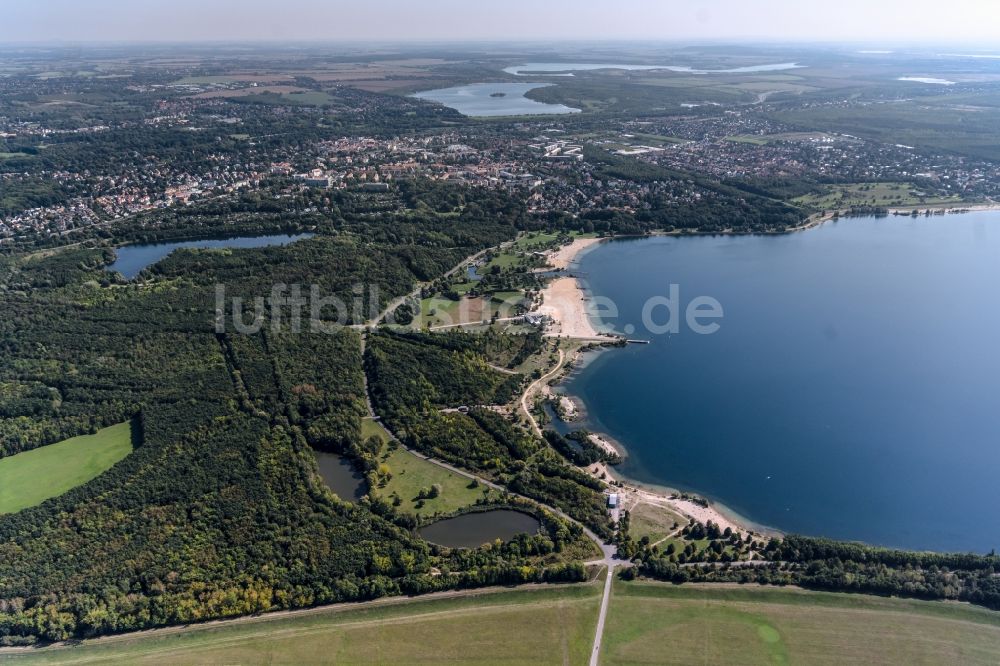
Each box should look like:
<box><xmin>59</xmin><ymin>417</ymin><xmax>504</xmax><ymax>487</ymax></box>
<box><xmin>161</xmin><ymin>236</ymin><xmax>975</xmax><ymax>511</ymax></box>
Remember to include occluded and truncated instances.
<box><xmin>361</xmin><ymin>417</ymin><xmax>391</xmax><ymax>444</ymax></box>
<box><xmin>725</xmin><ymin>135</ymin><xmax>770</xmax><ymax>145</ymax></box>
<box><xmin>418</xmin><ymin>294</ymin><xmax>488</xmax><ymax>328</ymax></box>
<box><xmin>11</xmin><ymin>579</ymin><xmax>1000</xmax><ymax>664</ymax></box>
<box><xmin>0</xmin><ymin>422</ymin><xmax>133</xmax><ymax>514</ymax></box>
<box><xmin>4</xmin><ymin>585</ymin><xmax>601</xmax><ymax>665</ymax></box>
<box><xmin>602</xmin><ymin>581</ymin><xmax>1000</xmax><ymax>665</ymax></box>
<box><xmin>794</xmin><ymin>182</ymin><xmax>961</xmax><ymax>210</ymax></box>
<box><xmin>418</xmin><ymin>291</ymin><xmax>526</xmax><ymax>329</ymax></box>
<box><xmin>480</xmin><ymin>230</ymin><xmax>597</xmax><ymax>274</ymax></box>
<box><xmin>627</xmin><ymin>502</ymin><xmax>686</xmax><ymax>544</ymax></box>
<box><xmin>375</xmin><ymin>444</ymin><xmax>490</xmax><ymax>516</ymax></box>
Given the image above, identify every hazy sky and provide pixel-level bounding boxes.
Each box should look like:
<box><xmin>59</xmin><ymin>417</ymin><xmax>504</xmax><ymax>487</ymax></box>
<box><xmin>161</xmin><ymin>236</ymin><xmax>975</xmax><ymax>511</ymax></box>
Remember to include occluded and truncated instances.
<box><xmin>4</xmin><ymin>0</ymin><xmax>1000</xmax><ymax>44</ymax></box>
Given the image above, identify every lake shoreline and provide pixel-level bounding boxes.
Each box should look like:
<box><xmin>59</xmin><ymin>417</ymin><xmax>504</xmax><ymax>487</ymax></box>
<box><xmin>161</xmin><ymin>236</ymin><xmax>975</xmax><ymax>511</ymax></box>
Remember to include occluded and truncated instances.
<box><xmin>537</xmin><ymin>236</ymin><xmax>778</xmax><ymax>540</ymax></box>
<box><xmin>559</xmin><ymin>352</ymin><xmax>781</xmax><ymax>539</ymax></box>
<box><xmin>543</xmin><ymin>207</ymin><xmax>1000</xmax><ymax>552</ymax></box>
<box><xmin>537</xmin><ymin>237</ymin><xmax>610</xmax><ymax>340</ymax></box>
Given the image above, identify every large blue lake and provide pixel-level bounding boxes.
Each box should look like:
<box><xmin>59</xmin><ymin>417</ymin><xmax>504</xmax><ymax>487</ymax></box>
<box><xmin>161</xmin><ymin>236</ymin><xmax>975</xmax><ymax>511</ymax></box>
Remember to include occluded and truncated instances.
<box><xmin>564</xmin><ymin>213</ymin><xmax>1000</xmax><ymax>553</ymax></box>
<box><xmin>412</xmin><ymin>83</ymin><xmax>580</xmax><ymax>117</ymax></box>
<box><xmin>107</xmin><ymin>233</ymin><xmax>313</xmax><ymax>278</ymax></box>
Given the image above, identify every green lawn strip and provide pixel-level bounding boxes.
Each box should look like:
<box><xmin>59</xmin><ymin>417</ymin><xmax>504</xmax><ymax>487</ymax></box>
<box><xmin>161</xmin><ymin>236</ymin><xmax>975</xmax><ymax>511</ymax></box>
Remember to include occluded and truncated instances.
<box><xmin>360</xmin><ymin>417</ymin><xmax>391</xmax><ymax>444</ymax></box>
<box><xmin>617</xmin><ymin>580</ymin><xmax>1000</xmax><ymax>626</ymax></box>
<box><xmin>7</xmin><ymin>585</ymin><xmax>601</xmax><ymax>666</ymax></box>
<box><xmin>0</xmin><ymin>422</ymin><xmax>133</xmax><ymax>514</ymax></box>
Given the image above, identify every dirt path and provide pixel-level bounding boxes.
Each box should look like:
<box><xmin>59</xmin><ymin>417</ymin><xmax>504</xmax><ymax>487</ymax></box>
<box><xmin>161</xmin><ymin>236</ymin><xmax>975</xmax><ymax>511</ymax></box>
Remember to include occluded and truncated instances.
<box><xmin>590</xmin><ymin>566</ymin><xmax>615</xmax><ymax>666</ymax></box>
<box><xmin>520</xmin><ymin>348</ymin><xmax>565</xmax><ymax>437</ymax></box>
<box><xmin>513</xmin><ymin>345</ymin><xmax>621</xmax><ymax>666</ymax></box>
<box><xmin>368</xmin><ymin>245</ymin><xmax>498</xmax><ymax>328</ymax></box>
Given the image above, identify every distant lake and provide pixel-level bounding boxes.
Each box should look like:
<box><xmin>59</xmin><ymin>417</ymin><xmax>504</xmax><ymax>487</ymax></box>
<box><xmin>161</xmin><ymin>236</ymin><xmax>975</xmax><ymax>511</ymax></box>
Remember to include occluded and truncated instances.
<box><xmin>503</xmin><ymin>62</ymin><xmax>804</xmax><ymax>76</ymax></box>
<box><xmin>411</xmin><ymin>83</ymin><xmax>580</xmax><ymax>117</ymax></box>
<box><xmin>315</xmin><ymin>452</ymin><xmax>367</xmax><ymax>502</ymax></box>
<box><xmin>418</xmin><ymin>509</ymin><xmax>541</xmax><ymax>549</ymax></box>
<box><xmin>899</xmin><ymin>76</ymin><xmax>956</xmax><ymax>85</ymax></box>
<box><xmin>107</xmin><ymin>233</ymin><xmax>314</xmax><ymax>278</ymax></box>
<box><xmin>563</xmin><ymin>213</ymin><xmax>1000</xmax><ymax>553</ymax></box>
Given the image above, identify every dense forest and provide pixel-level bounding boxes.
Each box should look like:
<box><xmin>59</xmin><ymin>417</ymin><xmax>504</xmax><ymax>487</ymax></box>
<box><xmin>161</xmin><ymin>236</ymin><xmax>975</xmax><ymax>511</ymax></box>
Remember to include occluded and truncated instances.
<box><xmin>0</xmin><ymin>191</ymin><xmax>595</xmax><ymax>645</ymax></box>
<box><xmin>364</xmin><ymin>329</ymin><xmax>615</xmax><ymax>539</ymax></box>
<box><xmin>637</xmin><ymin>534</ymin><xmax>1000</xmax><ymax>610</ymax></box>
<box><xmin>4</xmin><ymin>133</ymin><xmax>999</xmax><ymax>645</ymax></box>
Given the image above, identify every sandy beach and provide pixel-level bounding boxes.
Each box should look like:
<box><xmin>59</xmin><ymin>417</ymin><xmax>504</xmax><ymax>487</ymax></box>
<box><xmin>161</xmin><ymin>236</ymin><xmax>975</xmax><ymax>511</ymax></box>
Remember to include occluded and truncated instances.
<box><xmin>625</xmin><ymin>486</ymin><xmax>753</xmax><ymax>538</ymax></box>
<box><xmin>886</xmin><ymin>202</ymin><xmax>1000</xmax><ymax>215</ymax></box>
<box><xmin>586</xmin><ymin>439</ymin><xmax>763</xmax><ymax>539</ymax></box>
<box><xmin>544</xmin><ymin>236</ymin><xmax>603</xmax><ymax>270</ymax></box>
<box><xmin>537</xmin><ymin>276</ymin><xmax>602</xmax><ymax>338</ymax></box>
<box><xmin>535</xmin><ymin>237</ymin><xmax>609</xmax><ymax>340</ymax></box>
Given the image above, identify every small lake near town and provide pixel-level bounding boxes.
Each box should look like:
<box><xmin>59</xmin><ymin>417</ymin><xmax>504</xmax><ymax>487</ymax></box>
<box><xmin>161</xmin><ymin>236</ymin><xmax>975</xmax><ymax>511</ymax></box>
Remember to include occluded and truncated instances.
<box><xmin>411</xmin><ymin>83</ymin><xmax>580</xmax><ymax>117</ymax></box>
<box><xmin>107</xmin><ymin>233</ymin><xmax>314</xmax><ymax>278</ymax></box>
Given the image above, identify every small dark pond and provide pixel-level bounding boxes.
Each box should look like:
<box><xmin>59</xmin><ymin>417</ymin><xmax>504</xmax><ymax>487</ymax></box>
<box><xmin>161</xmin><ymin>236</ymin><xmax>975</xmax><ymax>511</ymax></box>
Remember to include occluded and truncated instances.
<box><xmin>315</xmin><ymin>452</ymin><xmax>367</xmax><ymax>501</ymax></box>
<box><xmin>418</xmin><ymin>509</ymin><xmax>542</xmax><ymax>549</ymax></box>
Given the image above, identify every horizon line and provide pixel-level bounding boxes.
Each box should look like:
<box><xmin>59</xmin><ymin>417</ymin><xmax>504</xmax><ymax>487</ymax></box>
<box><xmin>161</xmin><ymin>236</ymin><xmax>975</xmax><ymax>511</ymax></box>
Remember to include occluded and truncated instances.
<box><xmin>1</xmin><ymin>37</ymin><xmax>999</xmax><ymax>49</ymax></box>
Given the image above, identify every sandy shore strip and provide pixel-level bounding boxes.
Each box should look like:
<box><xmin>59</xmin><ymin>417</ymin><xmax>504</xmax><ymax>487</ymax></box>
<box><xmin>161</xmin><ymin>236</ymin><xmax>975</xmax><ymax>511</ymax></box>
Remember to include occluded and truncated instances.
<box><xmin>582</xmin><ymin>435</ymin><xmax>759</xmax><ymax>537</ymax></box>
<box><xmin>537</xmin><ymin>277</ymin><xmax>602</xmax><ymax>338</ymax></box>
<box><xmin>536</xmin><ymin>237</ymin><xmax>612</xmax><ymax>339</ymax></box>
<box><xmin>886</xmin><ymin>202</ymin><xmax>1000</xmax><ymax>215</ymax></box>
<box><xmin>589</xmin><ymin>433</ymin><xmax>620</xmax><ymax>458</ymax></box>
<box><xmin>544</xmin><ymin>236</ymin><xmax>604</xmax><ymax>270</ymax></box>
<box><xmin>627</xmin><ymin>487</ymin><xmax>752</xmax><ymax>538</ymax></box>
<box><xmin>586</xmin><ymin>453</ymin><xmax>759</xmax><ymax>538</ymax></box>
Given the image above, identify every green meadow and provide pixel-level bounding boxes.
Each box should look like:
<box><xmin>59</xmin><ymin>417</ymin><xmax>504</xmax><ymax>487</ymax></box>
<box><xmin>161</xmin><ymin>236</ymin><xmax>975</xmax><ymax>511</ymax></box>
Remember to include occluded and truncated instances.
<box><xmin>9</xmin><ymin>579</ymin><xmax>1000</xmax><ymax>665</ymax></box>
<box><xmin>0</xmin><ymin>422</ymin><xmax>133</xmax><ymax>514</ymax></box>
<box><xmin>4</xmin><ymin>585</ymin><xmax>601</xmax><ymax>665</ymax></box>
<box><xmin>602</xmin><ymin>581</ymin><xmax>1000</xmax><ymax>665</ymax></box>
<box><xmin>375</xmin><ymin>444</ymin><xmax>490</xmax><ymax>516</ymax></box>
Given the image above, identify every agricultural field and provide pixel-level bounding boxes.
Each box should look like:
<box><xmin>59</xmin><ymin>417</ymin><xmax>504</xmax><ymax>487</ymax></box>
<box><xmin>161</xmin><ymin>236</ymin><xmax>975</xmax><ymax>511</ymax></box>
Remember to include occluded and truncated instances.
<box><xmin>173</xmin><ymin>74</ymin><xmax>295</xmax><ymax>85</ymax></box>
<box><xmin>375</xmin><ymin>443</ymin><xmax>491</xmax><ymax>516</ymax></box>
<box><xmin>601</xmin><ymin>581</ymin><xmax>1000</xmax><ymax>665</ymax></box>
<box><xmin>793</xmin><ymin>182</ymin><xmax>962</xmax><ymax>210</ymax></box>
<box><xmin>0</xmin><ymin>422</ymin><xmax>133</xmax><ymax>515</ymax></box>
<box><xmin>2</xmin><ymin>586</ymin><xmax>601</xmax><ymax>665</ymax></box>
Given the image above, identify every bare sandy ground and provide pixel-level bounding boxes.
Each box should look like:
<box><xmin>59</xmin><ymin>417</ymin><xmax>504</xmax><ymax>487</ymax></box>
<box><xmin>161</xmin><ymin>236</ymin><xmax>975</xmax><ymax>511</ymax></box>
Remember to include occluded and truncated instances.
<box><xmin>536</xmin><ymin>238</ymin><xmax>610</xmax><ymax>339</ymax></box>
<box><xmin>886</xmin><ymin>202</ymin><xmax>1000</xmax><ymax>214</ymax></box>
<box><xmin>589</xmin><ymin>433</ymin><xmax>619</xmax><ymax>457</ymax></box>
<box><xmin>631</xmin><ymin>489</ymin><xmax>748</xmax><ymax>537</ymax></box>
<box><xmin>544</xmin><ymin>237</ymin><xmax>603</xmax><ymax>270</ymax></box>
<box><xmin>537</xmin><ymin>277</ymin><xmax>600</xmax><ymax>339</ymax></box>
